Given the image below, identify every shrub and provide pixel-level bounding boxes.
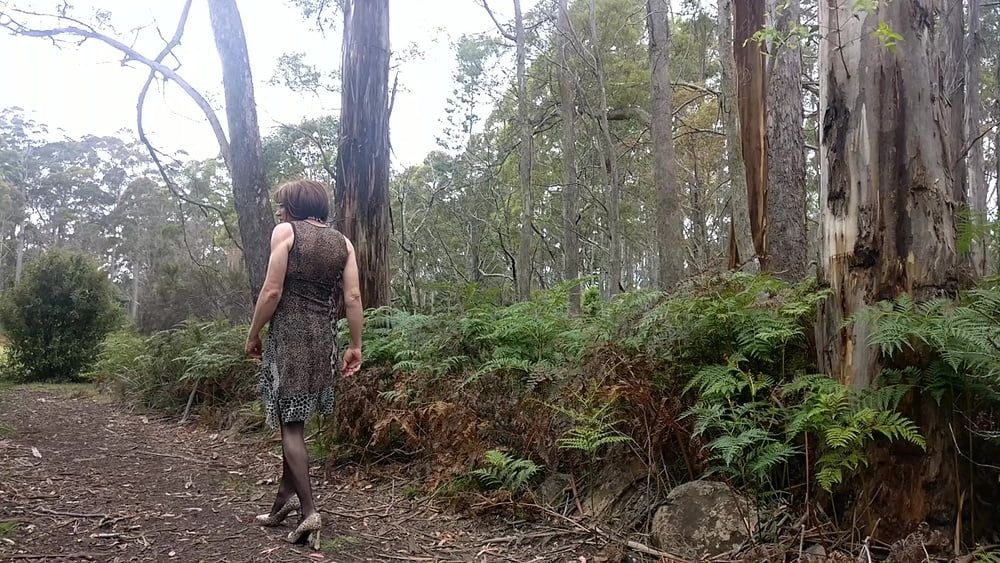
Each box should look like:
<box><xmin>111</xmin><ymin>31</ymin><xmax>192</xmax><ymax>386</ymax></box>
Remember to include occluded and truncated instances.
<box><xmin>84</xmin><ymin>330</ymin><xmax>147</xmax><ymax>388</ymax></box>
<box><xmin>0</xmin><ymin>250</ymin><xmax>123</xmax><ymax>381</ymax></box>
<box><xmin>95</xmin><ymin>320</ymin><xmax>259</xmax><ymax>426</ymax></box>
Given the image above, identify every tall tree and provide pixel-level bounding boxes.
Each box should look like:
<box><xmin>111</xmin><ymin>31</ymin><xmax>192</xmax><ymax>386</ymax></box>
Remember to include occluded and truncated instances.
<box><xmin>208</xmin><ymin>0</ymin><xmax>273</xmax><ymax>296</ymax></box>
<box><xmin>557</xmin><ymin>0</ymin><xmax>581</xmax><ymax>314</ymax></box>
<box><xmin>647</xmin><ymin>0</ymin><xmax>684</xmax><ymax>288</ymax></box>
<box><xmin>0</xmin><ymin>2</ymin><xmax>274</xmax><ymax>299</ymax></box>
<box><xmin>967</xmin><ymin>0</ymin><xmax>987</xmax><ymax>276</ymax></box>
<box><xmin>514</xmin><ymin>0</ymin><xmax>534</xmax><ymax>301</ymax></box>
<box><xmin>589</xmin><ymin>0</ymin><xmax>623</xmax><ymax>296</ymax></box>
<box><xmin>718</xmin><ymin>0</ymin><xmax>753</xmax><ymax>268</ymax></box>
<box><xmin>479</xmin><ymin>0</ymin><xmax>533</xmax><ymax>300</ymax></box>
<box><xmin>817</xmin><ymin>0</ymin><xmax>962</xmax><ymax>528</ymax></box>
<box><xmin>764</xmin><ymin>0</ymin><xmax>806</xmax><ymax>281</ymax></box>
<box><xmin>733</xmin><ymin>0</ymin><xmax>768</xmax><ymax>269</ymax></box>
<box><xmin>335</xmin><ymin>0</ymin><xmax>392</xmax><ymax>308</ymax></box>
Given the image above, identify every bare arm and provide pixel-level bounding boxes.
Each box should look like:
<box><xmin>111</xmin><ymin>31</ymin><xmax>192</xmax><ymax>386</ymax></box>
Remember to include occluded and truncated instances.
<box><xmin>247</xmin><ymin>223</ymin><xmax>294</xmax><ymax>354</ymax></box>
<box><xmin>341</xmin><ymin>237</ymin><xmax>364</xmax><ymax>375</ymax></box>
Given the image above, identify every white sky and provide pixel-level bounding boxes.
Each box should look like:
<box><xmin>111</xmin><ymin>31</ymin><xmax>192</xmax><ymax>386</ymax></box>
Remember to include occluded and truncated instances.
<box><xmin>0</xmin><ymin>0</ymin><xmax>539</xmax><ymax>169</ymax></box>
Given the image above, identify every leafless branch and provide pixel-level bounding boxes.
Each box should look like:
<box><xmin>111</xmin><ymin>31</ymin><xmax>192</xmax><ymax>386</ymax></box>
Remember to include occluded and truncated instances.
<box><xmin>478</xmin><ymin>0</ymin><xmax>516</xmax><ymax>41</ymax></box>
<box><xmin>0</xmin><ymin>6</ymin><xmax>232</xmax><ymax>167</ymax></box>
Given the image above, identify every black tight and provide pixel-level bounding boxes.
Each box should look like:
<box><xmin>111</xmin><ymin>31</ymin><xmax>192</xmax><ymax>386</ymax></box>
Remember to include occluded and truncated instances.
<box><xmin>270</xmin><ymin>421</ymin><xmax>316</xmax><ymax>518</ymax></box>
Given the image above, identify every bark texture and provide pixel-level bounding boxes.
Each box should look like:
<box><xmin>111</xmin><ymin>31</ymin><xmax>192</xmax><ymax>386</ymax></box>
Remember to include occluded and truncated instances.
<box><xmin>718</xmin><ymin>0</ymin><xmax>753</xmax><ymax>269</ymax></box>
<box><xmin>648</xmin><ymin>0</ymin><xmax>684</xmax><ymax>289</ymax></box>
<box><xmin>335</xmin><ymin>0</ymin><xmax>392</xmax><ymax>309</ymax></box>
<box><xmin>764</xmin><ymin>0</ymin><xmax>806</xmax><ymax>281</ymax></box>
<box><xmin>733</xmin><ymin>0</ymin><xmax>768</xmax><ymax>268</ymax></box>
<box><xmin>207</xmin><ymin>0</ymin><xmax>273</xmax><ymax>297</ymax></box>
<box><xmin>817</xmin><ymin>0</ymin><xmax>963</xmax><ymax>534</ymax></box>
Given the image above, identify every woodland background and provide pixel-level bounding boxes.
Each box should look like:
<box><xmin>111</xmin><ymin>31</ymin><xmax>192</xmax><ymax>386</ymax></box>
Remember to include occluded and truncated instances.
<box><xmin>1</xmin><ymin>0</ymin><xmax>1000</xmax><ymax>558</ymax></box>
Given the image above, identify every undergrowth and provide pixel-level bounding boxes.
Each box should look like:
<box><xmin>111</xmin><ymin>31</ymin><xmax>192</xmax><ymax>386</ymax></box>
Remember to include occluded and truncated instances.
<box><xmin>88</xmin><ymin>273</ymin><xmax>1000</xmax><ymax>544</ymax></box>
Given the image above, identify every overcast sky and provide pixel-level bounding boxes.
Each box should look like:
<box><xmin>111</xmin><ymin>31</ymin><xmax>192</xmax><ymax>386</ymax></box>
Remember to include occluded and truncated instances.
<box><xmin>0</xmin><ymin>0</ymin><xmax>540</xmax><ymax>169</ymax></box>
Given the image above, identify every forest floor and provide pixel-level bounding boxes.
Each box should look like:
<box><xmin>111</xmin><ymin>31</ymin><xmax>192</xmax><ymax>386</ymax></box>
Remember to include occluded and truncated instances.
<box><xmin>0</xmin><ymin>385</ymin><xmax>610</xmax><ymax>562</ymax></box>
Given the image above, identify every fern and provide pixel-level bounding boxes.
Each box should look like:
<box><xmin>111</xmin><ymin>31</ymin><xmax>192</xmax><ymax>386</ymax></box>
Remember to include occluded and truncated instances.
<box><xmin>471</xmin><ymin>449</ymin><xmax>542</xmax><ymax>494</ymax></box>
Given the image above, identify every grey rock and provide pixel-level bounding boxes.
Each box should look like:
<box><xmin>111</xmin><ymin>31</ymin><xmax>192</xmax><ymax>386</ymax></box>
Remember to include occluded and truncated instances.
<box><xmin>650</xmin><ymin>480</ymin><xmax>757</xmax><ymax>559</ymax></box>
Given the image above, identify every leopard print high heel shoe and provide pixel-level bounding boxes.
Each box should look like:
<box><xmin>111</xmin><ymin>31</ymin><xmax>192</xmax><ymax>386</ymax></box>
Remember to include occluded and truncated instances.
<box><xmin>254</xmin><ymin>496</ymin><xmax>300</xmax><ymax>526</ymax></box>
<box><xmin>285</xmin><ymin>511</ymin><xmax>321</xmax><ymax>549</ymax></box>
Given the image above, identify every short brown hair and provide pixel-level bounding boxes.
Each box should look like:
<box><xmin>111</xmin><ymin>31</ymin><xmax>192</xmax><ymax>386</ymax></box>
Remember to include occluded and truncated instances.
<box><xmin>275</xmin><ymin>179</ymin><xmax>331</xmax><ymax>221</ymax></box>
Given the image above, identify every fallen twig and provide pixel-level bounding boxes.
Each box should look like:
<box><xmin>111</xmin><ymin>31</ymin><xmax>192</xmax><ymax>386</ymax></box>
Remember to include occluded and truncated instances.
<box><xmin>34</xmin><ymin>508</ymin><xmax>107</xmax><ymax>519</ymax></box>
<box><xmin>11</xmin><ymin>553</ymin><xmax>95</xmax><ymax>560</ymax></box>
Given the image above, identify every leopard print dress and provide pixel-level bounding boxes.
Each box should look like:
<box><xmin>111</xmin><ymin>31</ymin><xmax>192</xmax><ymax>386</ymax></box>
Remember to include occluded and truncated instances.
<box><xmin>259</xmin><ymin>220</ymin><xmax>349</xmax><ymax>429</ymax></box>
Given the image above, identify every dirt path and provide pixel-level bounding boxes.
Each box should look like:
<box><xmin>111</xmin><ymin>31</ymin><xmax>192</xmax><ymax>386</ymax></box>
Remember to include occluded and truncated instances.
<box><xmin>0</xmin><ymin>386</ymin><xmax>604</xmax><ymax>562</ymax></box>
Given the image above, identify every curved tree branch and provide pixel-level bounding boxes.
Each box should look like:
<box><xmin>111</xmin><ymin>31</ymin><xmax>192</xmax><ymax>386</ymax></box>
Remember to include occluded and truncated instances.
<box><xmin>0</xmin><ymin>6</ymin><xmax>232</xmax><ymax>167</ymax></box>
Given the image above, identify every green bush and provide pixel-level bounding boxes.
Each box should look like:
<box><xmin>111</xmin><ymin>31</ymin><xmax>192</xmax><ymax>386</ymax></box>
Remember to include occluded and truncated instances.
<box><xmin>85</xmin><ymin>330</ymin><xmax>147</xmax><ymax>387</ymax></box>
<box><xmin>94</xmin><ymin>320</ymin><xmax>259</xmax><ymax>426</ymax></box>
<box><xmin>0</xmin><ymin>250</ymin><xmax>123</xmax><ymax>381</ymax></box>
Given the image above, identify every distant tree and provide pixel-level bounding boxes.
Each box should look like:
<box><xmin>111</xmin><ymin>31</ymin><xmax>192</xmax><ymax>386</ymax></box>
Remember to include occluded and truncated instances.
<box><xmin>0</xmin><ymin>250</ymin><xmax>122</xmax><ymax>381</ymax></box>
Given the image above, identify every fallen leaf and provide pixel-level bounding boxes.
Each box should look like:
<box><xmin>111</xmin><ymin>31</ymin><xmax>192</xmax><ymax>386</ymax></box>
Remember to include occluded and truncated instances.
<box><xmin>31</xmin><ymin>447</ymin><xmax>41</xmax><ymax>458</ymax></box>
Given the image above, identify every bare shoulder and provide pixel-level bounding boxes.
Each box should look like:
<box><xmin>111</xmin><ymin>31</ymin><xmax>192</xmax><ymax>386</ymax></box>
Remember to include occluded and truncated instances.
<box><xmin>271</xmin><ymin>222</ymin><xmax>294</xmax><ymax>246</ymax></box>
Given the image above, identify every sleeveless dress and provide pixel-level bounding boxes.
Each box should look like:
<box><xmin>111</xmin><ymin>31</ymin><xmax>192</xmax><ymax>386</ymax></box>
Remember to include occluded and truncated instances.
<box><xmin>259</xmin><ymin>220</ymin><xmax>349</xmax><ymax>429</ymax></box>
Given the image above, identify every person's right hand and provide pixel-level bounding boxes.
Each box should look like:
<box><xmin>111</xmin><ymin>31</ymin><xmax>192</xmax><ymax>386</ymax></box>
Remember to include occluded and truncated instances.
<box><xmin>342</xmin><ymin>346</ymin><xmax>362</xmax><ymax>377</ymax></box>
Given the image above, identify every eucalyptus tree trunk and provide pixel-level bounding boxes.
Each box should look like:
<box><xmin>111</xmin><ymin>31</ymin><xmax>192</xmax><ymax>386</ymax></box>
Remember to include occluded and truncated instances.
<box><xmin>335</xmin><ymin>0</ymin><xmax>392</xmax><ymax>308</ymax></box>
<box><xmin>13</xmin><ymin>220</ymin><xmax>24</xmax><ymax>285</ymax></box>
<box><xmin>589</xmin><ymin>0</ymin><xmax>622</xmax><ymax>296</ymax></box>
<box><xmin>514</xmin><ymin>0</ymin><xmax>534</xmax><ymax>301</ymax></box>
<box><xmin>557</xmin><ymin>0</ymin><xmax>581</xmax><ymax>314</ymax></box>
<box><xmin>764</xmin><ymin>0</ymin><xmax>806</xmax><ymax>281</ymax></box>
<box><xmin>733</xmin><ymin>0</ymin><xmax>767</xmax><ymax>269</ymax></box>
<box><xmin>647</xmin><ymin>0</ymin><xmax>684</xmax><ymax>289</ymax></box>
<box><xmin>817</xmin><ymin>0</ymin><xmax>963</xmax><ymax>532</ymax></box>
<box><xmin>718</xmin><ymin>0</ymin><xmax>753</xmax><ymax>269</ymax></box>
<box><xmin>208</xmin><ymin>0</ymin><xmax>273</xmax><ymax>297</ymax></box>
<box><xmin>967</xmin><ymin>0</ymin><xmax>987</xmax><ymax>276</ymax></box>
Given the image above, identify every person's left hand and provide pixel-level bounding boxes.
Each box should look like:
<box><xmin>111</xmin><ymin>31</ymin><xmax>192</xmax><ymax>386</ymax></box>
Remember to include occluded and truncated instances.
<box><xmin>245</xmin><ymin>333</ymin><xmax>262</xmax><ymax>359</ymax></box>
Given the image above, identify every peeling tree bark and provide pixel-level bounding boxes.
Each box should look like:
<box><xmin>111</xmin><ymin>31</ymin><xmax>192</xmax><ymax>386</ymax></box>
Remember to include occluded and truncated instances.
<box><xmin>335</xmin><ymin>0</ymin><xmax>392</xmax><ymax>308</ymax></box>
<box><xmin>208</xmin><ymin>0</ymin><xmax>273</xmax><ymax>297</ymax></box>
<box><xmin>557</xmin><ymin>0</ymin><xmax>581</xmax><ymax>314</ymax></box>
<box><xmin>733</xmin><ymin>0</ymin><xmax>768</xmax><ymax>269</ymax></box>
<box><xmin>648</xmin><ymin>0</ymin><xmax>684</xmax><ymax>289</ymax></box>
<box><xmin>719</xmin><ymin>0</ymin><xmax>753</xmax><ymax>269</ymax></box>
<box><xmin>817</xmin><ymin>0</ymin><xmax>963</xmax><ymax>534</ymax></box>
<box><xmin>764</xmin><ymin>0</ymin><xmax>806</xmax><ymax>281</ymax></box>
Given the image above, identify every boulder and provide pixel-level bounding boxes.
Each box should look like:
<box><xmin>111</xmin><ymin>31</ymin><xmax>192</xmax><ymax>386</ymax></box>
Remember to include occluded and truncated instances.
<box><xmin>534</xmin><ymin>472</ymin><xmax>572</xmax><ymax>506</ymax></box>
<box><xmin>650</xmin><ymin>480</ymin><xmax>757</xmax><ymax>559</ymax></box>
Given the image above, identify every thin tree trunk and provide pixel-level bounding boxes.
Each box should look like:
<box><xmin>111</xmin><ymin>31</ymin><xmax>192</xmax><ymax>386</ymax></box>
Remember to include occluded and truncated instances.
<box><xmin>14</xmin><ymin>221</ymin><xmax>24</xmax><ymax>285</ymax></box>
<box><xmin>513</xmin><ymin>0</ymin><xmax>534</xmax><ymax>301</ymax></box>
<box><xmin>719</xmin><ymin>0</ymin><xmax>753</xmax><ymax>269</ymax></box>
<box><xmin>335</xmin><ymin>0</ymin><xmax>392</xmax><ymax>308</ymax></box>
<box><xmin>690</xmin><ymin>145</ymin><xmax>708</xmax><ymax>268</ymax></box>
<box><xmin>589</xmin><ymin>0</ymin><xmax>623</xmax><ymax>296</ymax></box>
<box><xmin>967</xmin><ymin>0</ymin><xmax>987</xmax><ymax>276</ymax></box>
<box><xmin>817</xmin><ymin>0</ymin><xmax>962</xmax><ymax>533</ymax></box>
<box><xmin>648</xmin><ymin>0</ymin><xmax>684</xmax><ymax>289</ymax></box>
<box><xmin>207</xmin><ymin>0</ymin><xmax>273</xmax><ymax>298</ymax></box>
<box><xmin>764</xmin><ymin>0</ymin><xmax>806</xmax><ymax>281</ymax></box>
<box><xmin>130</xmin><ymin>268</ymin><xmax>140</xmax><ymax>322</ymax></box>
<box><xmin>938</xmin><ymin>0</ymin><xmax>966</xmax><ymax>205</ymax></box>
<box><xmin>733</xmin><ymin>0</ymin><xmax>768</xmax><ymax>269</ymax></box>
<box><xmin>558</xmin><ymin>0</ymin><xmax>581</xmax><ymax>314</ymax></box>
